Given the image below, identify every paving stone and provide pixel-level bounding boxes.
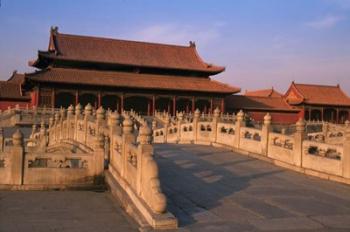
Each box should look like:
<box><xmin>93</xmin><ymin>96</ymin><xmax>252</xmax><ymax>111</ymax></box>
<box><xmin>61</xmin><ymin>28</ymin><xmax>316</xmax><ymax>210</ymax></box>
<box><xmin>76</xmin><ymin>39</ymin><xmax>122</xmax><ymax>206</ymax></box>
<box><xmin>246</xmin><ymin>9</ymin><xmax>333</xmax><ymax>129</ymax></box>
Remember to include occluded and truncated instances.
<box><xmin>155</xmin><ymin>144</ymin><xmax>350</xmax><ymax>231</ymax></box>
<box><xmin>249</xmin><ymin>217</ymin><xmax>324</xmax><ymax>231</ymax></box>
<box><xmin>311</xmin><ymin>215</ymin><xmax>350</xmax><ymax>229</ymax></box>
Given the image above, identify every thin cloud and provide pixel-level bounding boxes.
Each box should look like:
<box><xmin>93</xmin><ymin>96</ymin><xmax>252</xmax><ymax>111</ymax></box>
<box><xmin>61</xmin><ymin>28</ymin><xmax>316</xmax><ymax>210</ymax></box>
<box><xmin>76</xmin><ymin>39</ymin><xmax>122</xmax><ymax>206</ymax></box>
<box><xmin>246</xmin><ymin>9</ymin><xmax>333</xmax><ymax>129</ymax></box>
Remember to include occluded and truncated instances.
<box><xmin>124</xmin><ymin>23</ymin><xmax>222</xmax><ymax>47</ymax></box>
<box><xmin>305</xmin><ymin>15</ymin><xmax>345</xmax><ymax>29</ymax></box>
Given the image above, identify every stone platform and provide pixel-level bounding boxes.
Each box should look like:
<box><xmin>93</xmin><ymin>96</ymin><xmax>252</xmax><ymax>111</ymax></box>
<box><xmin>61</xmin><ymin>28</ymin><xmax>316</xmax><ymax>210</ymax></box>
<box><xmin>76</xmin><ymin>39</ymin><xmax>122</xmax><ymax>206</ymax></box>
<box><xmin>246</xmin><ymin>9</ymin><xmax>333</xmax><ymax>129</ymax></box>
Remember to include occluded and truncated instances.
<box><xmin>0</xmin><ymin>191</ymin><xmax>138</xmax><ymax>232</ymax></box>
<box><xmin>156</xmin><ymin>144</ymin><xmax>350</xmax><ymax>231</ymax></box>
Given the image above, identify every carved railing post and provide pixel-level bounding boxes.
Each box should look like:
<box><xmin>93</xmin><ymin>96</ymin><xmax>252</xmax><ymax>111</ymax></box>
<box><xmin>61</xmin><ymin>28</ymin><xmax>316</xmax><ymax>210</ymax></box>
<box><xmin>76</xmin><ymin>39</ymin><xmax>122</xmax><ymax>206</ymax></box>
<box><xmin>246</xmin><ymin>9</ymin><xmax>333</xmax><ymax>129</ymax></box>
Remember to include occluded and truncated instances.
<box><xmin>39</xmin><ymin>121</ymin><xmax>47</xmax><ymax>151</ymax></box>
<box><xmin>54</xmin><ymin>112</ymin><xmax>60</xmax><ymax>143</ymax></box>
<box><xmin>11</xmin><ymin>129</ymin><xmax>24</xmax><ymax>185</ymax></box>
<box><xmin>121</xmin><ymin>115</ymin><xmax>134</xmax><ymax>177</ymax></box>
<box><xmin>152</xmin><ymin>119</ymin><xmax>157</xmax><ymax>131</ymax></box>
<box><xmin>261</xmin><ymin>113</ymin><xmax>271</xmax><ymax>156</ymax></box>
<box><xmin>96</xmin><ymin>106</ymin><xmax>105</xmax><ymax>135</ymax></box>
<box><xmin>177</xmin><ymin>112</ymin><xmax>183</xmax><ymax>142</ymax></box>
<box><xmin>84</xmin><ymin>103</ymin><xmax>92</xmax><ymax>144</ymax></box>
<box><xmin>74</xmin><ymin>104</ymin><xmax>82</xmax><ymax>140</ymax></box>
<box><xmin>233</xmin><ymin>110</ymin><xmax>244</xmax><ymax>149</ymax></box>
<box><xmin>67</xmin><ymin>105</ymin><xmax>74</xmax><ymax>140</ymax></box>
<box><xmin>322</xmin><ymin>122</ymin><xmax>329</xmax><ymax>141</ymax></box>
<box><xmin>59</xmin><ymin>108</ymin><xmax>66</xmax><ymax>141</ymax></box>
<box><xmin>138</xmin><ymin>123</ymin><xmax>167</xmax><ymax>213</ymax></box>
<box><xmin>193</xmin><ymin>109</ymin><xmax>200</xmax><ymax>143</ymax></box>
<box><xmin>211</xmin><ymin>107</ymin><xmax>220</xmax><ymax>144</ymax></box>
<box><xmin>164</xmin><ymin>115</ymin><xmax>170</xmax><ymax>143</ymax></box>
<box><xmin>93</xmin><ymin>133</ymin><xmax>105</xmax><ymax>181</ymax></box>
<box><xmin>294</xmin><ymin>118</ymin><xmax>305</xmax><ymax>167</ymax></box>
<box><xmin>343</xmin><ymin>128</ymin><xmax>350</xmax><ymax>178</ymax></box>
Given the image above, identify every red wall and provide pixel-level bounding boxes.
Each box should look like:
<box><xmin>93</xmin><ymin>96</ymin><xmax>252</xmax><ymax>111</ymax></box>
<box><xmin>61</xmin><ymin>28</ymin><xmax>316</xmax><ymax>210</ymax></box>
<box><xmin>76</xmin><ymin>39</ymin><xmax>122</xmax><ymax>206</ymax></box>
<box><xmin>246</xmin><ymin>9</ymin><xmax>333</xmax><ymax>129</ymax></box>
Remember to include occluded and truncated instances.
<box><xmin>0</xmin><ymin>100</ymin><xmax>31</xmax><ymax>110</ymax></box>
<box><xmin>248</xmin><ymin>111</ymin><xmax>300</xmax><ymax>124</ymax></box>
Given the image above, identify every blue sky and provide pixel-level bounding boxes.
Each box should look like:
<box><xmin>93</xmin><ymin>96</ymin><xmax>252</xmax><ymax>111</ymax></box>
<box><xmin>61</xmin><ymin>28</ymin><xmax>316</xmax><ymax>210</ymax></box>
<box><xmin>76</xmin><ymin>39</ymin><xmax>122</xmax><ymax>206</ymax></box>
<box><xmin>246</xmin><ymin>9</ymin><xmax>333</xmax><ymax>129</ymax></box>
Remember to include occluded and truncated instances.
<box><xmin>0</xmin><ymin>0</ymin><xmax>350</xmax><ymax>94</ymax></box>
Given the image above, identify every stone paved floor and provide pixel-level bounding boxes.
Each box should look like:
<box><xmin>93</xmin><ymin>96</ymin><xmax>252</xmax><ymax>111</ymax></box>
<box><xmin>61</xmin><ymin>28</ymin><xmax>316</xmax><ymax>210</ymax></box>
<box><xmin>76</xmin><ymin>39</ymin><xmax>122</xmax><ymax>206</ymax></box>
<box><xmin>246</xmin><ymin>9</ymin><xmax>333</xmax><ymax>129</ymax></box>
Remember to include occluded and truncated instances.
<box><xmin>155</xmin><ymin>144</ymin><xmax>350</xmax><ymax>232</ymax></box>
<box><xmin>0</xmin><ymin>191</ymin><xmax>138</xmax><ymax>232</ymax></box>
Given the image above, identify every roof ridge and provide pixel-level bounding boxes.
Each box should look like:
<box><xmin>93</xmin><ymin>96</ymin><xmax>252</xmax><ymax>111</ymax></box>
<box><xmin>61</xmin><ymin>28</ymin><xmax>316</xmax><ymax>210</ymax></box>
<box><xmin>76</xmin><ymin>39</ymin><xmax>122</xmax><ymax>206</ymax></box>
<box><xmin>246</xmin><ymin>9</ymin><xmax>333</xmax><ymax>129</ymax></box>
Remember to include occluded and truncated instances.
<box><xmin>294</xmin><ymin>82</ymin><xmax>339</xmax><ymax>88</ymax></box>
<box><xmin>57</xmin><ymin>32</ymin><xmax>193</xmax><ymax>50</ymax></box>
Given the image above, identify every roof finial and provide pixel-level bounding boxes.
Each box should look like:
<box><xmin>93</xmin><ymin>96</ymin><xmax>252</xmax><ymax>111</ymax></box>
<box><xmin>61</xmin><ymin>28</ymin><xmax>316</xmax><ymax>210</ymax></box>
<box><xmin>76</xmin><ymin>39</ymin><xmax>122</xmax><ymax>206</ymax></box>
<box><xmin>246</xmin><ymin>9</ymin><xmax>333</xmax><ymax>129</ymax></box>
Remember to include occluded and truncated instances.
<box><xmin>189</xmin><ymin>41</ymin><xmax>196</xmax><ymax>48</ymax></box>
<box><xmin>50</xmin><ymin>26</ymin><xmax>59</xmax><ymax>35</ymax></box>
<box><xmin>12</xmin><ymin>70</ymin><xmax>17</xmax><ymax>75</ymax></box>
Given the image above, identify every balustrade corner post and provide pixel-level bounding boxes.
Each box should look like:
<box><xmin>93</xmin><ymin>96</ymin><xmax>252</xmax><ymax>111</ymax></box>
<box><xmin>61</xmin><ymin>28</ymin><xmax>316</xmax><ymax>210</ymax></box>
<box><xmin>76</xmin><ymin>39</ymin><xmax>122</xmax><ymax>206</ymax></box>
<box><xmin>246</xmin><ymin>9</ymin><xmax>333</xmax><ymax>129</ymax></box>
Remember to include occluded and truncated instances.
<box><xmin>11</xmin><ymin>129</ymin><xmax>24</xmax><ymax>185</ymax></box>
<box><xmin>261</xmin><ymin>113</ymin><xmax>272</xmax><ymax>156</ymax></box>
<box><xmin>294</xmin><ymin>118</ymin><xmax>306</xmax><ymax>167</ymax></box>
<box><xmin>93</xmin><ymin>133</ymin><xmax>105</xmax><ymax>179</ymax></box>
<box><xmin>193</xmin><ymin>109</ymin><xmax>200</xmax><ymax>143</ymax></box>
<box><xmin>211</xmin><ymin>107</ymin><xmax>220</xmax><ymax>143</ymax></box>
<box><xmin>233</xmin><ymin>110</ymin><xmax>244</xmax><ymax>149</ymax></box>
<box><xmin>343</xmin><ymin>128</ymin><xmax>350</xmax><ymax>178</ymax></box>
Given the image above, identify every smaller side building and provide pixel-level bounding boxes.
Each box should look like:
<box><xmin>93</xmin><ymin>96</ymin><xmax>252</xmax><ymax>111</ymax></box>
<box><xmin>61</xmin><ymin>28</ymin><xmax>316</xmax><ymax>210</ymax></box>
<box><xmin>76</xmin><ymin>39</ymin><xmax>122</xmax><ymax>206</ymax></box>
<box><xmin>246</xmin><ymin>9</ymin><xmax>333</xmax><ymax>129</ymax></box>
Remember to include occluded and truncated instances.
<box><xmin>285</xmin><ymin>82</ymin><xmax>350</xmax><ymax>123</ymax></box>
<box><xmin>226</xmin><ymin>83</ymin><xmax>350</xmax><ymax>124</ymax></box>
<box><xmin>226</xmin><ymin>88</ymin><xmax>301</xmax><ymax>124</ymax></box>
<box><xmin>0</xmin><ymin>71</ymin><xmax>31</xmax><ymax>110</ymax></box>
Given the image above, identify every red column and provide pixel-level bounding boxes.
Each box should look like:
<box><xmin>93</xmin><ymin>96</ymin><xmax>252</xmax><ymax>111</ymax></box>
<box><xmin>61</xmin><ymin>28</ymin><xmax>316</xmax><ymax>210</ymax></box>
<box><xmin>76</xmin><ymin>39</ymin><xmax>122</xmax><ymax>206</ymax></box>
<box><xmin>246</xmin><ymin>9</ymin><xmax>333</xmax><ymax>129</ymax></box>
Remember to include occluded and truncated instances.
<box><xmin>321</xmin><ymin>108</ymin><xmax>324</xmax><ymax>121</ymax></box>
<box><xmin>192</xmin><ymin>97</ymin><xmax>195</xmax><ymax>113</ymax></box>
<box><xmin>36</xmin><ymin>88</ymin><xmax>40</xmax><ymax>107</ymax></box>
<box><xmin>336</xmin><ymin>108</ymin><xmax>339</xmax><ymax>124</ymax></box>
<box><xmin>120</xmin><ymin>94</ymin><xmax>124</xmax><ymax>113</ymax></box>
<box><xmin>51</xmin><ymin>88</ymin><xmax>55</xmax><ymax>108</ymax></box>
<box><xmin>147</xmin><ymin>100</ymin><xmax>151</xmax><ymax>116</ymax></box>
<box><xmin>98</xmin><ymin>92</ymin><xmax>101</xmax><ymax>108</ymax></box>
<box><xmin>210</xmin><ymin>98</ymin><xmax>213</xmax><ymax>113</ymax></box>
<box><xmin>172</xmin><ymin>96</ymin><xmax>176</xmax><ymax>116</ymax></box>
<box><xmin>220</xmin><ymin>98</ymin><xmax>225</xmax><ymax>113</ymax></box>
<box><xmin>152</xmin><ymin>95</ymin><xmax>156</xmax><ymax>116</ymax></box>
<box><xmin>75</xmin><ymin>90</ymin><xmax>79</xmax><ymax>105</ymax></box>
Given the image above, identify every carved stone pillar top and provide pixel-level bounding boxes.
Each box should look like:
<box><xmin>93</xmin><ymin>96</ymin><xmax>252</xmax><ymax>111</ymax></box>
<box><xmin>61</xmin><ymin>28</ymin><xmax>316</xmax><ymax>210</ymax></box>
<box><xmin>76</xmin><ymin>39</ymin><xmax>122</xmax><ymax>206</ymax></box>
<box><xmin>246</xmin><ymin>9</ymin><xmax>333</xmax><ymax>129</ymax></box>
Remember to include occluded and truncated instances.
<box><xmin>213</xmin><ymin>107</ymin><xmax>220</xmax><ymax>118</ymax></box>
<box><xmin>139</xmin><ymin>124</ymin><xmax>152</xmax><ymax>144</ymax></box>
<box><xmin>236</xmin><ymin>110</ymin><xmax>244</xmax><ymax>122</ymax></box>
<box><xmin>296</xmin><ymin>118</ymin><xmax>306</xmax><ymax>132</ymax></box>
<box><xmin>263</xmin><ymin>113</ymin><xmax>272</xmax><ymax>125</ymax></box>
<box><xmin>75</xmin><ymin>103</ymin><xmax>82</xmax><ymax>116</ymax></box>
<box><xmin>122</xmin><ymin>115</ymin><xmax>133</xmax><ymax>134</ymax></box>
<box><xmin>177</xmin><ymin>111</ymin><xmax>184</xmax><ymax>122</ymax></box>
<box><xmin>96</xmin><ymin>106</ymin><xmax>105</xmax><ymax>121</ymax></box>
<box><xmin>67</xmin><ymin>105</ymin><xmax>74</xmax><ymax>116</ymax></box>
<box><xmin>12</xmin><ymin>129</ymin><xmax>23</xmax><ymax>146</ymax></box>
<box><xmin>84</xmin><ymin>103</ymin><xmax>93</xmax><ymax>117</ymax></box>
<box><xmin>194</xmin><ymin>108</ymin><xmax>200</xmax><ymax>119</ymax></box>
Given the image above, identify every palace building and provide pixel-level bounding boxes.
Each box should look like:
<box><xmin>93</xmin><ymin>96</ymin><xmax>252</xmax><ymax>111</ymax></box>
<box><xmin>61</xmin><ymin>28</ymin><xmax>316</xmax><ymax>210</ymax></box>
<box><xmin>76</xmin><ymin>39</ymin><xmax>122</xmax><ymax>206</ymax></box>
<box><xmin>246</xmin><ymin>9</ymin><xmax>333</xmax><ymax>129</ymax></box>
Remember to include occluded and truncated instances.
<box><xmin>0</xmin><ymin>27</ymin><xmax>239</xmax><ymax>115</ymax></box>
<box><xmin>226</xmin><ymin>83</ymin><xmax>350</xmax><ymax>124</ymax></box>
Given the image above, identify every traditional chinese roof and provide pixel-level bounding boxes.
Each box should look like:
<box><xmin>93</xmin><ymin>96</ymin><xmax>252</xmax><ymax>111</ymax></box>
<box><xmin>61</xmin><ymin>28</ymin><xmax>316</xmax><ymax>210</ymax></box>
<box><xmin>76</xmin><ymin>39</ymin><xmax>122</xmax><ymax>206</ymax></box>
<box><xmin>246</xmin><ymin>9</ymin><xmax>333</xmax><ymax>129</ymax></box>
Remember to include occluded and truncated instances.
<box><xmin>285</xmin><ymin>82</ymin><xmax>350</xmax><ymax>106</ymax></box>
<box><xmin>30</xmin><ymin>27</ymin><xmax>225</xmax><ymax>75</ymax></box>
<box><xmin>225</xmin><ymin>95</ymin><xmax>298</xmax><ymax>112</ymax></box>
<box><xmin>25</xmin><ymin>68</ymin><xmax>240</xmax><ymax>94</ymax></box>
<box><xmin>7</xmin><ymin>71</ymin><xmax>25</xmax><ymax>84</ymax></box>
<box><xmin>245</xmin><ymin>88</ymin><xmax>283</xmax><ymax>98</ymax></box>
<box><xmin>0</xmin><ymin>81</ymin><xmax>30</xmax><ymax>101</ymax></box>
